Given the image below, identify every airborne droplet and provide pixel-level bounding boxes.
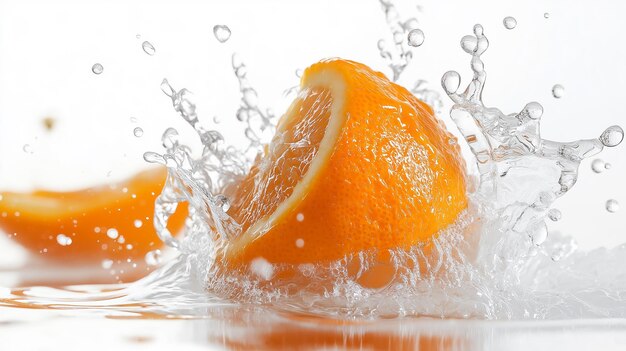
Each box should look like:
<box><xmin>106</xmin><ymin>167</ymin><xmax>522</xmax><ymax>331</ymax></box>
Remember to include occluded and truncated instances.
<box><xmin>552</xmin><ymin>84</ymin><xmax>565</xmax><ymax>98</ymax></box>
<box><xmin>92</xmin><ymin>63</ymin><xmax>103</xmax><ymax>75</ymax></box>
<box><xmin>606</xmin><ymin>199</ymin><xmax>620</xmax><ymax>213</ymax></box>
<box><xmin>591</xmin><ymin>159</ymin><xmax>606</xmax><ymax>173</ymax></box>
<box><xmin>133</xmin><ymin>127</ymin><xmax>144</xmax><ymax>137</ymax></box>
<box><xmin>142</xmin><ymin>41</ymin><xmax>156</xmax><ymax>56</ymax></box>
<box><xmin>503</xmin><ymin>16</ymin><xmax>517</xmax><ymax>30</ymax></box>
<box><xmin>213</xmin><ymin>25</ymin><xmax>231</xmax><ymax>43</ymax></box>
<box><xmin>407</xmin><ymin>29</ymin><xmax>425</xmax><ymax>47</ymax></box>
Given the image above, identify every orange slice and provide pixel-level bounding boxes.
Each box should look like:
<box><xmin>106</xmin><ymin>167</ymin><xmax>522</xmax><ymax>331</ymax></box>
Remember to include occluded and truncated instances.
<box><xmin>225</xmin><ymin>59</ymin><xmax>467</xmax><ymax>267</ymax></box>
<box><xmin>0</xmin><ymin>168</ymin><xmax>187</xmax><ymax>262</ymax></box>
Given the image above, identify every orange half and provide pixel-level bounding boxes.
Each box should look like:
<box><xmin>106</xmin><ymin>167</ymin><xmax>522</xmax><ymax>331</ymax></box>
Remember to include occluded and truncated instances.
<box><xmin>225</xmin><ymin>59</ymin><xmax>467</xmax><ymax>267</ymax></box>
<box><xmin>0</xmin><ymin>168</ymin><xmax>187</xmax><ymax>262</ymax></box>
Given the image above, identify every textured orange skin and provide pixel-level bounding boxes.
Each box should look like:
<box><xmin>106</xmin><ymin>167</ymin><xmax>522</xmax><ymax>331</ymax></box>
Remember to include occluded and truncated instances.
<box><xmin>226</xmin><ymin>59</ymin><xmax>467</xmax><ymax>266</ymax></box>
<box><xmin>0</xmin><ymin>168</ymin><xmax>187</xmax><ymax>262</ymax></box>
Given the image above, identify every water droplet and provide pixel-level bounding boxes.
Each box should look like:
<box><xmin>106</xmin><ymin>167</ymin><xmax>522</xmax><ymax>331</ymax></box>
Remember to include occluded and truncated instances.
<box><xmin>133</xmin><ymin>127</ymin><xmax>144</xmax><ymax>137</ymax></box>
<box><xmin>503</xmin><ymin>16</ymin><xmax>517</xmax><ymax>30</ymax></box>
<box><xmin>143</xmin><ymin>151</ymin><xmax>165</xmax><ymax>164</ymax></box>
<box><xmin>606</xmin><ymin>199</ymin><xmax>620</xmax><ymax>213</ymax></box>
<box><xmin>547</xmin><ymin>208</ymin><xmax>562</xmax><ymax>222</ymax></box>
<box><xmin>213</xmin><ymin>25</ymin><xmax>231</xmax><ymax>43</ymax></box>
<box><xmin>524</xmin><ymin>102</ymin><xmax>544</xmax><ymax>120</ymax></box>
<box><xmin>544</xmin><ymin>12</ymin><xmax>550</xmax><ymax>19</ymax></box>
<box><xmin>407</xmin><ymin>29</ymin><xmax>425</xmax><ymax>47</ymax></box>
<box><xmin>130</xmin><ymin>117</ymin><xmax>138</xmax><ymax>123</ymax></box>
<box><xmin>530</xmin><ymin>223</ymin><xmax>548</xmax><ymax>246</ymax></box>
<box><xmin>56</xmin><ymin>234</ymin><xmax>72</xmax><ymax>246</ymax></box>
<box><xmin>600</xmin><ymin>125</ymin><xmax>624</xmax><ymax>147</ymax></box>
<box><xmin>591</xmin><ymin>159</ymin><xmax>606</xmax><ymax>173</ymax></box>
<box><xmin>142</xmin><ymin>41</ymin><xmax>155</xmax><ymax>55</ymax></box>
<box><xmin>295</xmin><ymin>238</ymin><xmax>305</xmax><ymax>248</ymax></box>
<box><xmin>552</xmin><ymin>84</ymin><xmax>565</xmax><ymax>98</ymax></box>
<box><xmin>101</xmin><ymin>259</ymin><xmax>113</xmax><ymax>269</ymax></box>
<box><xmin>145</xmin><ymin>249</ymin><xmax>162</xmax><ymax>266</ymax></box>
<box><xmin>250</xmin><ymin>257</ymin><xmax>274</xmax><ymax>281</ymax></box>
<box><xmin>106</xmin><ymin>228</ymin><xmax>119</xmax><ymax>239</ymax></box>
<box><xmin>214</xmin><ymin>195</ymin><xmax>230</xmax><ymax>212</ymax></box>
<box><xmin>134</xmin><ymin>219</ymin><xmax>143</xmax><ymax>228</ymax></box>
<box><xmin>442</xmin><ymin>71</ymin><xmax>461</xmax><ymax>95</ymax></box>
<box><xmin>22</xmin><ymin>144</ymin><xmax>33</xmax><ymax>154</ymax></box>
<box><xmin>605</xmin><ymin>163</ymin><xmax>612</xmax><ymax>170</ymax></box>
<box><xmin>296</xmin><ymin>213</ymin><xmax>304</xmax><ymax>222</ymax></box>
<box><xmin>92</xmin><ymin>63</ymin><xmax>103</xmax><ymax>75</ymax></box>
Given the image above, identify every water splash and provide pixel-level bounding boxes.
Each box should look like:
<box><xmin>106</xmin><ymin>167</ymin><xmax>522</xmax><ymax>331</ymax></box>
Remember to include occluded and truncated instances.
<box><xmin>142</xmin><ymin>41</ymin><xmax>156</xmax><ymax>56</ymax></box>
<box><xmin>377</xmin><ymin>0</ymin><xmax>419</xmax><ymax>81</ymax></box>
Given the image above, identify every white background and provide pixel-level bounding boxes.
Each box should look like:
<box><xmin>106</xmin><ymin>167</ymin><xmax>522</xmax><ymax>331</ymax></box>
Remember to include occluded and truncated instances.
<box><xmin>0</xmin><ymin>0</ymin><xmax>624</xmax><ymax>263</ymax></box>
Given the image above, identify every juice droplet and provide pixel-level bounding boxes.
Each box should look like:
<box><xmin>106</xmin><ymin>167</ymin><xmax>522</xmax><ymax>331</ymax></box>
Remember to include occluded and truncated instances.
<box><xmin>213</xmin><ymin>25</ymin><xmax>231</xmax><ymax>43</ymax></box>
<box><xmin>503</xmin><ymin>16</ymin><xmax>517</xmax><ymax>30</ymax></box>
<box><xmin>552</xmin><ymin>84</ymin><xmax>565</xmax><ymax>98</ymax></box>
<box><xmin>106</xmin><ymin>228</ymin><xmax>119</xmax><ymax>239</ymax></box>
<box><xmin>599</xmin><ymin>125</ymin><xmax>624</xmax><ymax>147</ymax></box>
<box><xmin>142</xmin><ymin>41</ymin><xmax>156</xmax><ymax>56</ymax></box>
<box><xmin>296</xmin><ymin>213</ymin><xmax>304</xmax><ymax>222</ymax></box>
<box><xmin>134</xmin><ymin>219</ymin><xmax>143</xmax><ymax>228</ymax></box>
<box><xmin>407</xmin><ymin>29</ymin><xmax>424</xmax><ymax>47</ymax></box>
<box><xmin>133</xmin><ymin>127</ymin><xmax>144</xmax><ymax>137</ymax></box>
<box><xmin>145</xmin><ymin>249</ymin><xmax>162</xmax><ymax>266</ymax></box>
<box><xmin>56</xmin><ymin>234</ymin><xmax>72</xmax><ymax>246</ymax></box>
<box><xmin>101</xmin><ymin>259</ymin><xmax>113</xmax><ymax>269</ymax></box>
<box><xmin>92</xmin><ymin>63</ymin><xmax>103</xmax><ymax>75</ymax></box>
<box><xmin>547</xmin><ymin>208</ymin><xmax>562</xmax><ymax>222</ymax></box>
<box><xmin>606</xmin><ymin>199</ymin><xmax>620</xmax><ymax>213</ymax></box>
<box><xmin>591</xmin><ymin>159</ymin><xmax>606</xmax><ymax>173</ymax></box>
<box><xmin>544</xmin><ymin>12</ymin><xmax>550</xmax><ymax>19</ymax></box>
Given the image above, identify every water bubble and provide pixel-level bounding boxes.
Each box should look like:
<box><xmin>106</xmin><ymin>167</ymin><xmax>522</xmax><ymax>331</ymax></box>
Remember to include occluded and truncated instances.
<box><xmin>407</xmin><ymin>29</ymin><xmax>425</xmax><ymax>47</ymax></box>
<box><xmin>92</xmin><ymin>63</ymin><xmax>103</xmax><ymax>75</ymax></box>
<box><xmin>106</xmin><ymin>228</ymin><xmax>119</xmax><ymax>239</ymax></box>
<box><xmin>133</xmin><ymin>127</ymin><xmax>144</xmax><ymax>137</ymax></box>
<box><xmin>547</xmin><ymin>208</ymin><xmax>562</xmax><ymax>222</ymax></box>
<box><xmin>134</xmin><ymin>219</ymin><xmax>143</xmax><ymax>228</ymax></box>
<box><xmin>250</xmin><ymin>257</ymin><xmax>274</xmax><ymax>281</ymax></box>
<box><xmin>295</xmin><ymin>238</ymin><xmax>305</xmax><ymax>248</ymax></box>
<box><xmin>56</xmin><ymin>234</ymin><xmax>72</xmax><ymax>246</ymax></box>
<box><xmin>591</xmin><ymin>159</ymin><xmax>606</xmax><ymax>173</ymax></box>
<box><xmin>503</xmin><ymin>16</ymin><xmax>517</xmax><ymax>30</ymax></box>
<box><xmin>544</xmin><ymin>13</ymin><xmax>550</xmax><ymax>19</ymax></box>
<box><xmin>530</xmin><ymin>223</ymin><xmax>548</xmax><ymax>246</ymax></box>
<box><xmin>141</xmin><ymin>41</ymin><xmax>156</xmax><ymax>56</ymax></box>
<box><xmin>600</xmin><ymin>125</ymin><xmax>624</xmax><ymax>147</ymax></box>
<box><xmin>552</xmin><ymin>84</ymin><xmax>565</xmax><ymax>98</ymax></box>
<box><xmin>606</xmin><ymin>199</ymin><xmax>620</xmax><ymax>213</ymax></box>
<box><xmin>213</xmin><ymin>25</ymin><xmax>231</xmax><ymax>43</ymax></box>
<box><xmin>101</xmin><ymin>259</ymin><xmax>113</xmax><ymax>269</ymax></box>
<box><xmin>145</xmin><ymin>250</ymin><xmax>162</xmax><ymax>266</ymax></box>
<box><xmin>296</xmin><ymin>213</ymin><xmax>304</xmax><ymax>222</ymax></box>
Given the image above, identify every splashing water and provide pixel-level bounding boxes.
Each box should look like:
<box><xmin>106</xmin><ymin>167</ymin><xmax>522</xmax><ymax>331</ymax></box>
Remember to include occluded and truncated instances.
<box><xmin>4</xmin><ymin>19</ymin><xmax>626</xmax><ymax>321</ymax></box>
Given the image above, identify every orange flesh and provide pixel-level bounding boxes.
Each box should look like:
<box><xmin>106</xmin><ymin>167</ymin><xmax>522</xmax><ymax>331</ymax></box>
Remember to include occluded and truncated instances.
<box><xmin>0</xmin><ymin>168</ymin><xmax>187</xmax><ymax>262</ymax></box>
<box><xmin>225</xmin><ymin>59</ymin><xmax>467</xmax><ymax>266</ymax></box>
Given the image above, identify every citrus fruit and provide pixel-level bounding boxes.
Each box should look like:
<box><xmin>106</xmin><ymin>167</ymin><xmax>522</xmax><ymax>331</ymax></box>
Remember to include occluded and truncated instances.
<box><xmin>0</xmin><ymin>168</ymin><xmax>187</xmax><ymax>262</ymax></box>
<box><xmin>225</xmin><ymin>59</ymin><xmax>467</xmax><ymax>267</ymax></box>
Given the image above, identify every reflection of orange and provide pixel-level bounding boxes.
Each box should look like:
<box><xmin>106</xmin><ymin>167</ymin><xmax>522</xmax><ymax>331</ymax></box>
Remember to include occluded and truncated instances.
<box><xmin>0</xmin><ymin>168</ymin><xmax>186</xmax><ymax>262</ymax></box>
<box><xmin>226</xmin><ymin>59</ymin><xmax>466</xmax><ymax>268</ymax></box>
<box><xmin>222</xmin><ymin>316</ymin><xmax>464</xmax><ymax>351</ymax></box>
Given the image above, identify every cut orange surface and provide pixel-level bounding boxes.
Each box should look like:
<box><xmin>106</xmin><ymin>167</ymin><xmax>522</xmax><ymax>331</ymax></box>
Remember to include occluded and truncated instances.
<box><xmin>0</xmin><ymin>168</ymin><xmax>187</xmax><ymax>262</ymax></box>
<box><xmin>225</xmin><ymin>59</ymin><xmax>467</xmax><ymax>267</ymax></box>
